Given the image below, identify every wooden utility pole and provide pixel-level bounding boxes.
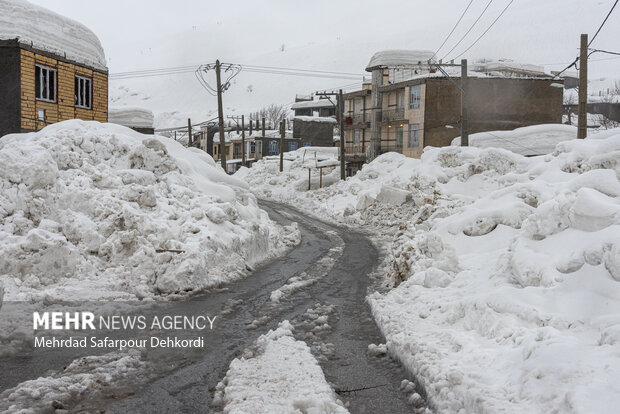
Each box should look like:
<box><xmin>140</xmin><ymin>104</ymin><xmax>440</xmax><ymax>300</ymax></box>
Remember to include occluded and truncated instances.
<box><xmin>461</xmin><ymin>59</ymin><xmax>469</xmax><ymax>147</ymax></box>
<box><xmin>279</xmin><ymin>120</ymin><xmax>285</xmax><ymax>172</ymax></box>
<box><xmin>578</xmin><ymin>34</ymin><xmax>588</xmax><ymax>139</ymax></box>
<box><xmin>241</xmin><ymin>114</ymin><xmax>246</xmax><ymax>167</ymax></box>
<box><xmin>262</xmin><ymin>117</ymin><xmax>266</xmax><ymax>158</ymax></box>
<box><xmin>339</xmin><ymin>89</ymin><xmax>346</xmax><ymax>179</ymax></box>
<box><xmin>187</xmin><ymin>118</ymin><xmax>192</xmax><ymax>147</ymax></box>
<box><xmin>215</xmin><ymin>60</ymin><xmax>226</xmax><ymax>170</ymax></box>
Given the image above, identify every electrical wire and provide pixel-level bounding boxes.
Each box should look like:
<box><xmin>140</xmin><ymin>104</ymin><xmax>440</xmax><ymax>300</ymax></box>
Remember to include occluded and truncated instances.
<box><xmin>440</xmin><ymin>0</ymin><xmax>494</xmax><ymax>61</ymax></box>
<box><xmin>433</xmin><ymin>0</ymin><xmax>475</xmax><ymax>59</ymax></box>
<box><xmin>452</xmin><ymin>0</ymin><xmax>515</xmax><ymax>60</ymax></box>
<box><xmin>587</xmin><ymin>0</ymin><xmax>619</xmax><ymax>47</ymax></box>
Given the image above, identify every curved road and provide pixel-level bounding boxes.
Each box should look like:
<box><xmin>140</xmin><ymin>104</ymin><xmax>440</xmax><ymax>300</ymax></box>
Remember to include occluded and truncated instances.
<box><xmin>1</xmin><ymin>201</ymin><xmax>427</xmax><ymax>413</ymax></box>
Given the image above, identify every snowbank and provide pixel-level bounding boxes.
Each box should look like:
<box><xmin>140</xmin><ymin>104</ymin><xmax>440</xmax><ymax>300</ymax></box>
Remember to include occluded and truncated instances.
<box><xmin>0</xmin><ymin>120</ymin><xmax>297</xmax><ymax>301</ymax></box>
<box><xmin>238</xmin><ymin>128</ymin><xmax>620</xmax><ymax>413</ymax></box>
<box><xmin>450</xmin><ymin>124</ymin><xmax>578</xmax><ymax>156</ymax></box>
<box><xmin>108</xmin><ymin>106</ymin><xmax>155</xmax><ymax>129</ymax></box>
<box><xmin>0</xmin><ymin>0</ymin><xmax>107</xmax><ymax>71</ymax></box>
<box><xmin>213</xmin><ymin>321</ymin><xmax>348</xmax><ymax>413</ymax></box>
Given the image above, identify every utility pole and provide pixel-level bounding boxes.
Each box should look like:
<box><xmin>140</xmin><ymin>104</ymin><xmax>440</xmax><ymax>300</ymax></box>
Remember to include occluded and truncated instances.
<box><xmin>578</xmin><ymin>34</ymin><xmax>588</xmax><ymax>139</ymax></box>
<box><xmin>187</xmin><ymin>118</ymin><xmax>192</xmax><ymax>147</ymax></box>
<box><xmin>262</xmin><ymin>117</ymin><xmax>266</xmax><ymax>158</ymax></box>
<box><xmin>461</xmin><ymin>59</ymin><xmax>469</xmax><ymax>147</ymax></box>
<box><xmin>339</xmin><ymin>89</ymin><xmax>345</xmax><ymax>179</ymax></box>
<box><xmin>279</xmin><ymin>120</ymin><xmax>284</xmax><ymax>172</ymax></box>
<box><xmin>215</xmin><ymin>60</ymin><xmax>226</xmax><ymax>170</ymax></box>
<box><xmin>241</xmin><ymin>114</ymin><xmax>246</xmax><ymax>167</ymax></box>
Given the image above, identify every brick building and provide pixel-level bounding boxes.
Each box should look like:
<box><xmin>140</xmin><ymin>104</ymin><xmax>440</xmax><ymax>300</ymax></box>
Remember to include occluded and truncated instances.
<box><xmin>0</xmin><ymin>0</ymin><xmax>108</xmax><ymax>137</ymax></box>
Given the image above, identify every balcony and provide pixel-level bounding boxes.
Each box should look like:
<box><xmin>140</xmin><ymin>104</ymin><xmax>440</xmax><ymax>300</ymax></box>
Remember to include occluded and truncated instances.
<box><xmin>382</xmin><ymin>107</ymin><xmax>405</xmax><ymax>123</ymax></box>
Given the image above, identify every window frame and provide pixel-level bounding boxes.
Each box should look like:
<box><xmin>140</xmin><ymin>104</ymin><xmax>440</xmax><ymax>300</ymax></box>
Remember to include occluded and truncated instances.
<box><xmin>288</xmin><ymin>141</ymin><xmax>298</xmax><ymax>152</ymax></box>
<box><xmin>75</xmin><ymin>75</ymin><xmax>92</xmax><ymax>109</ymax></box>
<box><xmin>408</xmin><ymin>123</ymin><xmax>421</xmax><ymax>148</ymax></box>
<box><xmin>409</xmin><ymin>85</ymin><xmax>421</xmax><ymax>109</ymax></box>
<box><xmin>35</xmin><ymin>64</ymin><xmax>57</xmax><ymax>103</ymax></box>
<box><xmin>353</xmin><ymin>129</ymin><xmax>361</xmax><ymax>147</ymax></box>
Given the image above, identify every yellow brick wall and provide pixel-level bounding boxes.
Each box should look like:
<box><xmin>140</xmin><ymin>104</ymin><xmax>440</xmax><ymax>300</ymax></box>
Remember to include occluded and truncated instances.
<box><xmin>19</xmin><ymin>48</ymin><xmax>108</xmax><ymax>131</ymax></box>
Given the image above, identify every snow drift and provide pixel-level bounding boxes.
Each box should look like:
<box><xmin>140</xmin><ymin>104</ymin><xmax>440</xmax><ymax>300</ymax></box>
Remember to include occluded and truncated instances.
<box><xmin>0</xmin><ymin>120</ymin><xmax>297</xmax><ymax>301</ymax></box>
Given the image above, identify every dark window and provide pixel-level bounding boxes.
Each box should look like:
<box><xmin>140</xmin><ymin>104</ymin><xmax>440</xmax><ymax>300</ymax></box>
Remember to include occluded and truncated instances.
<box><xmin>35</xmin><ymin>65</ymin><xmax>56</xmax><ymax>102</ymax></box>
<box><xmin>269</xmin><ymin>140</ymin><xmax>278</xmax><ymax>155</ymax></box>
<box><xmin>288</xmin><ymin>141</ymin><xmax>298</xmax><ymax>152</ymax></box>
<box><xmin>303</xmin><ymin>142</ymin><xmax>311</xmax><ymax>147</ymax></box>
<box><xmin>409</xmin><ymin>85</ymin><xmax>421</xmax><ymax>109</ymax></box>
<box><xmin>75</xmin><ymin>75</ymin><xmax>92</xmax><ymax>108</ymax></box>
<box><xmin>408</xmin><ymin>124</ymin><xmax>421</xmax><ymax>147</ymax></box>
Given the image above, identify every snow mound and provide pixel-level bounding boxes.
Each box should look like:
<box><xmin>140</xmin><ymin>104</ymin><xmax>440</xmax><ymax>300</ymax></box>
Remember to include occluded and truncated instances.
<box><xmin>213</xmin><ymin>321</ymin><xmax>348</xmax><ymax>413</ymax></box>
<box><xmin>108</xmin><ymin>106</ymin><xmax>155</xmax><ymax>129</ymax></box>
<box><xmin>0</xmin><ymin>120</ymin><xmax>295</xmax><ymax>301</ymax></box>
<box><xmin>451</xmin><ymin>124</ymin><xmax>578</xmax><ymax>156</ymax></box>
<box><xmin>0</xmin><ymin>0</ymin><xmax>107</xmax><ymax>71</ymax></box>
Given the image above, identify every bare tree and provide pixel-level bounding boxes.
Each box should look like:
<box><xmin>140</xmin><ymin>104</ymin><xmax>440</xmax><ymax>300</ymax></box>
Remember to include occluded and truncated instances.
<box><xmin>259</xmin><ymin>104</ymin><xmax>290</xmax><ymax>129</ymax></box>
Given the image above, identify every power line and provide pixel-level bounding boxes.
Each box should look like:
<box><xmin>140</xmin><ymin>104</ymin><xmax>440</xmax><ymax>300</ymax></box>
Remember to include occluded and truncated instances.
<box><xmin>433</xmin><ymin>0</ymin><xmax>475</xmax><ymax>59</ymax></box>
<box><xmin>589</xmin><ymin>48</ymin><xmax>620</xmax><ymax>56</ymax></box>
<box><xmin>440</xmin><ymin>0</ymin><xmax>494</xmax><ymax>61</ymax></box>
<box><xmin>452</xmin><ymin>0</ymin><xmax>515</xmax><ymax>60</ymax></box>
<box><xmin>588</xmin><ymin>0</ymin><xmax>619</xmax><ymax>47</ymax></box>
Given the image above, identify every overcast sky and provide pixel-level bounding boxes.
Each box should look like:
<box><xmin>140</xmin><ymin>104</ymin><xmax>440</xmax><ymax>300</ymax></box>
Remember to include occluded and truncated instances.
<box><xmin>25</xmin><ymin>0</ymin><xmax>620</xmax><ymax>125</ymax></box>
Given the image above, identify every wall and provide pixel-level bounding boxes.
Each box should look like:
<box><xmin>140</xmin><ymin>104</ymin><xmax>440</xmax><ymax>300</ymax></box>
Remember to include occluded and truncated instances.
<box><xmin>424</xmin><ymin>77</ymin><xmax>563</xmax><ymax>148</ymax></box>
<box><xmin>0</xmin><ymin>43</ymin><xmax>20</xmax><ymax>137</ymax></box>
<box><xmin>19</xmin><ymin>47</ymin><xmax>108</xmax><ymax>132</ymax></box>
<box><xmin>293</xmin><ymin>119</ymin><xmax>334</xmax><ymax>146</ymax></box>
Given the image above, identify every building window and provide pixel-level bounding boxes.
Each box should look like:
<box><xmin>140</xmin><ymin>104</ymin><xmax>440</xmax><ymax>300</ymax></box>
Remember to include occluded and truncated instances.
<box><xmin>269</xmin><ymin>140</ymin><xmax>278</xmax><ymax>155</ymax></box>
<box><xmin>354</xmin><ymin>99</ymin><xmax>361</xmax><ymax>115</ymax></box>
<box><xmin>344</xmin><ymin>100</ymin><xmax>349</xmax><ymax>114</ymax></box>
<box><xmin>250</xmin><ymin>141</ymin><xmax>256</xmax><ymax>154</ymax></box>
<box><xmin>35</xmin><ymin>64</ymin><xmax>56</xmax><ymax>102</ymax></box>
<box><xmin>303</xmin><ymin>142</ymin><xmax>311</xmax><ymax>147</ymax></box>
<box><xmin>396</xmin><ymin>92</ymin><xmax>405</xmax><ymax>111</ymax></box>
<box><xmin>75</xmin><ymin>75</ymin><xmax>92</xmax><ymax>108</ymax></box>
<box><xmin>408</xmin><ymin>123</ymin><xmax>420</xmax><ymax>147</ymax></box>
<box><xmin>288</xmin><ymin>141</ymin><xmax>298</xmax><ymax>151</ymax></box>
<box><xmin>354</xmin><ymin>130</ymin><xmax>361</xmax><ymax>147</ymax></box>
<box><xmin>396</xmin><ymin>126</ymin><xmax>404</xmax><ymax>147</ymax></box>
<box><xmin>409</xmin><ymin>85</ymin><xmax>421</xmax><ymax>109</ymax></box>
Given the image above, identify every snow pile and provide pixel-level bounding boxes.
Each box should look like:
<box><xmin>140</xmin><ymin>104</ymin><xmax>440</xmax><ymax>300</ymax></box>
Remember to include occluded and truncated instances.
<box><xmin>108</xmin><ymin>106</ymin><xmax>155</xmax><ymax>129</ymax></box>
<box><xmin>213</xmin><ymin>321</ymin><xmax>348</xmax><ymax>413</ymax></box>
<box><xmin>0</xmin><ymin>120</ymin><xmax>297</xmax><ymax>301</ymax></box>
<box><xmin>0</xmin><ymin>350</ymin><xmax>147</xmax><ymax>413</ymax></box>
<box><xmin>294</xmin><ymin>116</ymin><xmax>337</xmax><ymax>124</ymax></box>
<box><xmin>0</xmin><ymin>0</ymin><xmax>107</xmax><ymax>71</ymax></box>
<box><xmin>366</xmin><ymin>50</ymin><xmax>436</xmax><ymax>70</ymax></box>
<box><xmin>239</xmin><ymin>127</ymin><xmax>620</xmax><ymax>413</ymax></box>
<box><xmin>451</xmin><ymin>124</ymin><xmax>578</xmax><ymax>156</ymax></box>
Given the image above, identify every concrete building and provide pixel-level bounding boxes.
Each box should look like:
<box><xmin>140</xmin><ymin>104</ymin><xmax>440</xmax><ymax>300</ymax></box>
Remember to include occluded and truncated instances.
<box><xmin>0</xmin><ymin>0</ymin><xmax>108</xmax><ymax>137</ymax></box>
<box><xmin>342</xmin><ymin>50</ymin><xmax>564</xmax><ymax>172</ymax></box>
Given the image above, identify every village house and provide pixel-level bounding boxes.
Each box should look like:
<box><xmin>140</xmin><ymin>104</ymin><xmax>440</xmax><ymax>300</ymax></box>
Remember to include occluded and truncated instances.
<box><xmin>291</xmin><ymin>95</ymin><xmax>338</xmax><ymax>148</ymax></box>
<box><xmin>342</xmin><ymin>50</ymin><xmax>563</xmax><ymax>172</ymax></box>
<box><xmin>0</xmin><ymin>0</ymin><xmax>108</xmax><ymax>137</ymax></box>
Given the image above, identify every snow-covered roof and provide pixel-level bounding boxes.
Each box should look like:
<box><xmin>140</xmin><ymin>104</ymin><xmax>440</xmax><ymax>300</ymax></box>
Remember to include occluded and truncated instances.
<box><xmin>291</xmin><ymin>99</ymin><xmax>336</xmax><ymax>110</ymax></box>
<box><xmin>293</xmin><ymin>116</ymin><xmax>337</xmax><ymax>124</ymax></box>
<box><xmin>0</xmin><ymin>0</ymin><xmax>107</xmax><ymax>71</ymax></box>
<box><xmin>473</xmin><ymin>60</ymin><xmax>547</xmax><ymax>77</ymax></box>
<box><xmin>366</xmin><ymin>50</ymin><xmax>436</xmax><ymax>71</ymax></box>
<box><xmin>108</xmin><ymin>106</ymin><xmax>154</xmax><ymax>129</ymax></box>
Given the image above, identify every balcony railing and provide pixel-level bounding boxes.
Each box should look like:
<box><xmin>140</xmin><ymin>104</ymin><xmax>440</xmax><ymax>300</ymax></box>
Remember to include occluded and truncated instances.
<box><xmin>382</xmin><ymin>107</ymin><xmax>406</xmax><ymax>122</ymax></box>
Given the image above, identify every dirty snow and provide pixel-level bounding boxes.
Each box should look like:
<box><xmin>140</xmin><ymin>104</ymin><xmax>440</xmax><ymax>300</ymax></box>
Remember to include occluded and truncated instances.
<box><xmin>213</xmin><ymin>321</ymin><xmax>348</xmax><ymax>414</ymax></box>
<box><xmin>0</xmin><ymin>120</ymin><xmax>298</xmax><ymax>302</ymax></box>
<box><xmin>0</xmin><ymin>0</ymin><xmax>107</xmax><ymax>71</ymax></box>
<box><xmin>238</xmin><ymin>128</ymin><xmax>620</xmax><ymax>413</ymax></box>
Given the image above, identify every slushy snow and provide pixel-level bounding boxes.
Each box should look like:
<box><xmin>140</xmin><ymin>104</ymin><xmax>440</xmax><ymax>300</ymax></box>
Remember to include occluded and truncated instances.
<box><xmin>238</xmin><ymin>127</ymin><xmax>620</xmax><ymax>413</ymax></box>
<box><xmin>0</xmin><ymin>120</ymin><xmax>298</xmax><ymax>301</ymax></box>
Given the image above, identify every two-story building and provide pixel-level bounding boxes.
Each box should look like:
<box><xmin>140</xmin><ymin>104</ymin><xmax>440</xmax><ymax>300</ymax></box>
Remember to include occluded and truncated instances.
<box><xmin>0</xmin><ymin>0</ymin><xmax>108</xmax><ymax>137</ymax></box>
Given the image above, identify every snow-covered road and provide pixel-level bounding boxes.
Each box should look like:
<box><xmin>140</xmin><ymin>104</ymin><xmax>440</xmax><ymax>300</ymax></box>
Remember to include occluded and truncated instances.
<box><xmin>1</xmin><ymin>201</ymin><xmax>424</xmax><ymax>413</ymax></box>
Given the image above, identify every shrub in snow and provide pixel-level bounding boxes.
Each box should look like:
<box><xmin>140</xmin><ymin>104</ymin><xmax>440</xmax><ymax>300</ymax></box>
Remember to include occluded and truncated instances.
<box><xmin>0</xmin><ymin>120</ymin><xmax>295</xmax><ymax>301</ymax></box>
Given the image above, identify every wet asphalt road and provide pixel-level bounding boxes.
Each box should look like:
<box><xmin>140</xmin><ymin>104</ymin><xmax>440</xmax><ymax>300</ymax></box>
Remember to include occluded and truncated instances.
<box><xmin>1</xmin><ymin>200</ymin><xmax>426</xmax><ymax>413</ymax></box>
